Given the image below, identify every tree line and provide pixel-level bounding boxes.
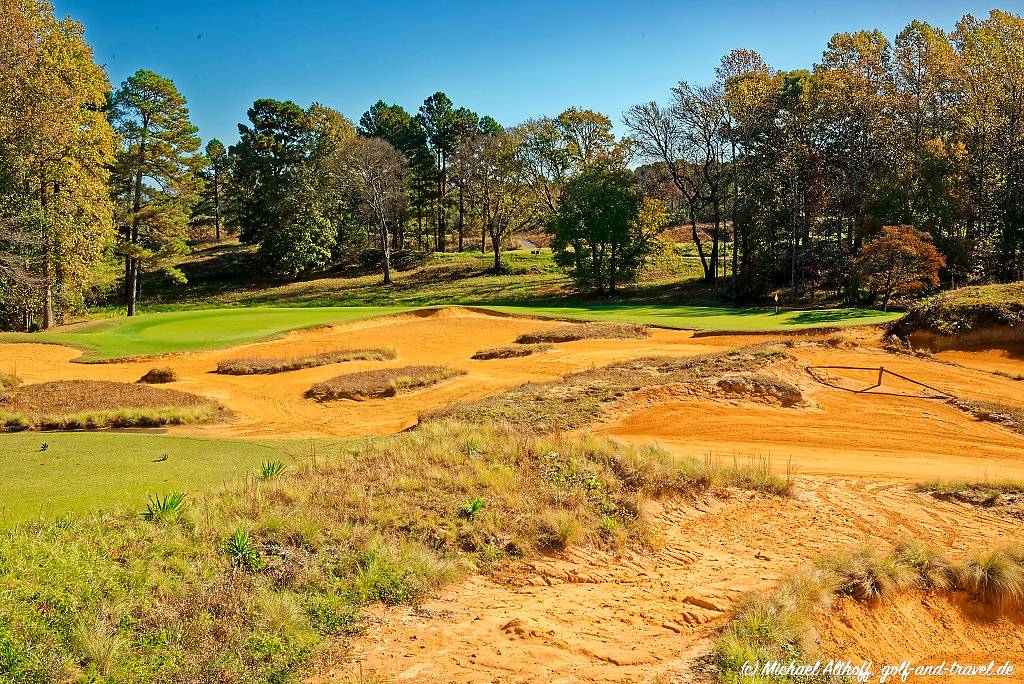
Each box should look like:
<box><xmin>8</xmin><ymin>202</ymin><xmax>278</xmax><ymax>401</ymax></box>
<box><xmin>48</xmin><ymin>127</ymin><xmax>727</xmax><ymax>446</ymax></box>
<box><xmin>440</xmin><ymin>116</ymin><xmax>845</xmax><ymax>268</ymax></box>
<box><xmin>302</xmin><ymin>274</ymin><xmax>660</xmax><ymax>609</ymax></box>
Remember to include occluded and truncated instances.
<box><xmin>2</xmin><ymin>0</ymin><xmax>1022</xmax><ymax>329</ymax></box>
<box><xmin>626</xmin><ymin>10</ymin><xmax>1024</xmax><ymax>301</ymax></box>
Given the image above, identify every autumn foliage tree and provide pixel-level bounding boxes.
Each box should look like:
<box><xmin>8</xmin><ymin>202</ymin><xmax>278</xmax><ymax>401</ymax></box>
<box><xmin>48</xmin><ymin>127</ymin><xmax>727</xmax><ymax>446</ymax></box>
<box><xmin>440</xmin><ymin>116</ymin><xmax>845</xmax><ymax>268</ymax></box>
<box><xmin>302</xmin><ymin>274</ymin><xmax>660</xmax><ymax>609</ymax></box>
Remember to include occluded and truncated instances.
<box><xmin>854</xmin><ymin>225</ymin><xmax>945</xmax><ymax>310</ymax></box>
<box><xmin>0</xmin><ymin>0</ymin><xmax>115</xmax><ymax>328</ymax></box>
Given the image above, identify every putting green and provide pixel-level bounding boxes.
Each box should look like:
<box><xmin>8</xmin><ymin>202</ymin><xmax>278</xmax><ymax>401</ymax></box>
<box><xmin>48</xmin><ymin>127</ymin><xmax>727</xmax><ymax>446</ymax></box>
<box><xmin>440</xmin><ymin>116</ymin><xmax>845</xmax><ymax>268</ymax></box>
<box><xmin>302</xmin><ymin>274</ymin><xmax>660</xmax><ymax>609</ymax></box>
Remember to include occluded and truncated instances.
<box><xmin>487</xmin><ymin>304</ymin><xmax>900</xmax><ymax>331</ymax></box>
<box><xmin>0</xmin><ymin>306</ymin><xmax>409</xmax><ymax>361</ymax></box>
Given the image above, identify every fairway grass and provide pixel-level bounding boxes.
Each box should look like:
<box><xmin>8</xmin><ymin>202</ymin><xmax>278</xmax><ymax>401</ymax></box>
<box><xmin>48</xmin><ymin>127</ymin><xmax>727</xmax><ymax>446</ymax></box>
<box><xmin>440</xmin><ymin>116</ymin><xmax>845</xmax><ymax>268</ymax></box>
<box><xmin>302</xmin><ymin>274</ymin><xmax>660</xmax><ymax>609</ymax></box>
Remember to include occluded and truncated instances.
<box><xmin>0</xmin><ymin>306</ymin><xmax>409</xmax><ymax>361</ymax></box>
<box><xmin>0</xmin><ymin>432</ymin><xmax>339</xmax><ymax>525</ymax></box>
<box><xmin>0</xmin><ymin>303</ymin><xmax>899</xmax><ymax>361</ymax></box>
<box><xmin>488</xmin><ymin>303</ymin><xmax>900</xmax><ymax>331</ymax></box>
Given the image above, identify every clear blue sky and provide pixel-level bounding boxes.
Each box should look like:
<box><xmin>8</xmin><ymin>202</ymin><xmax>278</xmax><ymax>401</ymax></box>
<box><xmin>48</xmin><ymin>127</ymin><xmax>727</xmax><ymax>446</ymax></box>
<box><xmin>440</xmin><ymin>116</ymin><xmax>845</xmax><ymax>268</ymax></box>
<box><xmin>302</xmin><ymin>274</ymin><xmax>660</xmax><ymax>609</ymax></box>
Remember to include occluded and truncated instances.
<box><xmin>55</xmin><ymin>1</ymin><xmax>1012</xmax><ymax>146</ymax></box>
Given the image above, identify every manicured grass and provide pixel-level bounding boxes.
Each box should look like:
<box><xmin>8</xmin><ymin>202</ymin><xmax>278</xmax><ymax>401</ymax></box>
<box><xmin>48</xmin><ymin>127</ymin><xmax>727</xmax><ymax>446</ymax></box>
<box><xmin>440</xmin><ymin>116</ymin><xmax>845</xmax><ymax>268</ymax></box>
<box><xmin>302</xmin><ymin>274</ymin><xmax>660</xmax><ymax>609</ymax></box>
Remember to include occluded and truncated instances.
<box><xmin>0</xmin><ymin>302</ymin><xmax>897</xmax><ymax>362</ymax></box>
<box><xmin>489</xmin><ymin>303</ymin><xmax>900</xmax><ymax>331</ymax></box>
<box><xmin>0</xmin><ymin>432</ymin><xmax>336</xmax><ymax>525</ymax></box>
<box><xmin>0</xmin><ymin>306</ymin><xmax>409</xmax><ymax>361</ymax></box>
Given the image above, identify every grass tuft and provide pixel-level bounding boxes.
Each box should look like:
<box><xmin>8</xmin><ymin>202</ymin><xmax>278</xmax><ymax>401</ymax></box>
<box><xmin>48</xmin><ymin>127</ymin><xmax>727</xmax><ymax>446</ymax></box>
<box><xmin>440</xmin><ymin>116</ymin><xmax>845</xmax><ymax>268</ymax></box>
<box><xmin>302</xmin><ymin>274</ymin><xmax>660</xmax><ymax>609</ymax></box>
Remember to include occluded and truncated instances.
<box><xmin>307</xmin><ymin>366</ymin><xmax>465</xmax><ymax>401</ymax></box>
<box><xmin>817</xmin><ymin>548</ymin><xmax>917</xmax><ymax>601</ymax></box>
<box><xmin>960</xmin><ymin>550</ymin><xmax>1024</xmax><ymax>605</ymax></box>
<box><xmin>471</xmin><ymin>343</ymin><xmax>552</xmax><ymax>360</ymax></box>
<box><xmin>216</xmin><ymin>348</ymin><xmax>396</xmax><ymax>375</ymax></box>
<box><xmin>514</xmin><ymin>322</ymin><xmax>649</xmax><ymax>344</ymax></box>
<box><xmin>0</xmin><ymin>370</ymin><xmax>22</xmax><ymax>391</ymax></box>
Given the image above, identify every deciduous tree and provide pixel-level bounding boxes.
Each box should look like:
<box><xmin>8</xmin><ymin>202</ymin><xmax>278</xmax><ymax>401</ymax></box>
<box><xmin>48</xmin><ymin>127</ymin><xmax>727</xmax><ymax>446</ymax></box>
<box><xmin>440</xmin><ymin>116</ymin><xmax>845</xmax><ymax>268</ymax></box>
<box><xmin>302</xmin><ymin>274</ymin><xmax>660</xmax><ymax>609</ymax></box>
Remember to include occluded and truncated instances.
<box><xmin>854</xmin><ymin>225</ymin><xmax>945</xmax><ymax>310</ymax></box>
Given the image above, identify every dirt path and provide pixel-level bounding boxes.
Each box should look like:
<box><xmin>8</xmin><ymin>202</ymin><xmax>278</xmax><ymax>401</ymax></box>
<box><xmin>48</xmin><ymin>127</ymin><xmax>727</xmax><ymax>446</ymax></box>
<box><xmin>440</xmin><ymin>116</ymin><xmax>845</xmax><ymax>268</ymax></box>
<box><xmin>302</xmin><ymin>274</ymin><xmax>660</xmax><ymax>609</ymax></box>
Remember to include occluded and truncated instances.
<box><xmin>319</xmin><ymin>477</ymin><xmax>1022</xmax><ymax>683</ymax></box>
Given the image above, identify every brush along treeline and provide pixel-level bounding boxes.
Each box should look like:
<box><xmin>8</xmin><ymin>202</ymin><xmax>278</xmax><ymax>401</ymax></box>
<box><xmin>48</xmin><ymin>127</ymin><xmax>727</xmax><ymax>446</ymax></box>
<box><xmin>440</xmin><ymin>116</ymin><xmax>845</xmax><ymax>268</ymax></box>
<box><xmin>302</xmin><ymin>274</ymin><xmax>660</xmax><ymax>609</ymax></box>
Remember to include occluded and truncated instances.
<box><xmin>0</xmin><ymin>420</ymin><xmax>790</xmax><ymax>682</ymax></box>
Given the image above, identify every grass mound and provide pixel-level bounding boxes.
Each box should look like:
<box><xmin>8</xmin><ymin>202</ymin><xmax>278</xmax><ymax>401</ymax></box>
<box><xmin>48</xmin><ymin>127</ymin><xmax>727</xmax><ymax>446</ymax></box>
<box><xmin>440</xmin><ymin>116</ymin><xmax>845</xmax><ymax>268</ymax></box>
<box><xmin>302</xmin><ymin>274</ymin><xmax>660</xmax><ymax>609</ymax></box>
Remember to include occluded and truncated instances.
<box><xmin>916</xmin><ymin>478</ymin><xmax>1024</xmax><ymax>518</ymax></box>
<box><xmin>138</xmin><ymin>367</ymin><xmax>178</xmax><ymax>384</ymax></box>
<box><xmin>216</xmin><ymin>348</ymin><xmax>396</xmax><ymax>375</ymax></box>
<box><xmin>471</xmin><ymin>343</ymin><xmax>552</xmax><ymax>360</ymax></box>
<box><xmin>890</xmin><ymin>281</ymin><xmax>1024</xmax><ymax>338</ymax></box>
<box><xmin>0</xmin><ymin>370</ymin><xmax>21</xmax><ymax>390</ymax></box>
<box><xmin>307</xmin><ymin>365</ymin><xmax>464</xmax><ymax>401</ymax></box>
<box><xmin>0</xmin><ymin>421</ymin><xmax>789</xmax><ymax>682</ymax></box>
<box><xmin>432</xmin><ymin>345</ymin><xmax>793</xmax><ymax>432</ymax></box>
<box><xmin>0</xmin><ymin>380</ymin><xmax>221</xmax><ymax>432</ymax></box>
<box><xmin>514</xmin><ymin>322</ymin><xmax>649</xmax><ymax>344</ymax></box>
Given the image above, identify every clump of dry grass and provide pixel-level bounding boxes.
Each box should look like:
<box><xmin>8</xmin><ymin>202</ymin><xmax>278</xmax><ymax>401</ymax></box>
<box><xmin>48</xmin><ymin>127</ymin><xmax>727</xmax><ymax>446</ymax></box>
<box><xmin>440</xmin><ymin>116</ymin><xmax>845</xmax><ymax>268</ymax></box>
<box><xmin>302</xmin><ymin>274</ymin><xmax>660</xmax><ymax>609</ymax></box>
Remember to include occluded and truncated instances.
<box><xmin>514</xmin><ymin>322</ymin><xmax>649</xmax><ymax>344</ymax></box>
<box><xmin>947</xmin><ymin>397</ymin><xmax>1024</xmax><ymax>435</ymax></box>
<box><xmin>0</xmin><ymin>380</ymin><xmax>222</xmax><ymax>432</ymax></box>
<box><xmin>307</xmin><ymin>365</ymin><xmax>465</xmax><ymax>401</ymax></box>
<box><xmin>960</xmin><ymin>550</ymin><xmax>1024</xmax><ymax>605</ymax></box>
<box><xmin>715</xmin><ymin>374</ymin><xmax>803</xmax><ymax>407</ymax></box>
<box><xmin>818</xmin><ymin>548</ymin><xmax>918</xmax><ymax>601</ymax></box>
<box><xmin>0</xmin><ymin>370</ymin><xmax>21</xmax><ymax>390</ymax></box>
<box><xmin>471</xmin><ymin>343</ymin><xmax>552</xmax><ymax>360</ymax></box>
<box><xmin>138</xmin><ymin>367</ymin><xmax>178</xmax><ymax>384</ymax></box>
<box><xmin>216</xmin><ymin>348</ymin><xmax>396</xmax><ymax>375</ymax></box>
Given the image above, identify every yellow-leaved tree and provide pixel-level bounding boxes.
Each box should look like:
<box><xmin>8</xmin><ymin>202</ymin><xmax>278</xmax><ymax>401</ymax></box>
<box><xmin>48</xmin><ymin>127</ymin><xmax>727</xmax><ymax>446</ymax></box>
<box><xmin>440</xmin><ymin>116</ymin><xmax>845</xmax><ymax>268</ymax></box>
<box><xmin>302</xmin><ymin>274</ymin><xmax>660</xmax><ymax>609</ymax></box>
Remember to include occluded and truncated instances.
<box><xmin>0</xmin><ymin>0</ymin><xmax>116</xmax><ymax>329</ymax></box>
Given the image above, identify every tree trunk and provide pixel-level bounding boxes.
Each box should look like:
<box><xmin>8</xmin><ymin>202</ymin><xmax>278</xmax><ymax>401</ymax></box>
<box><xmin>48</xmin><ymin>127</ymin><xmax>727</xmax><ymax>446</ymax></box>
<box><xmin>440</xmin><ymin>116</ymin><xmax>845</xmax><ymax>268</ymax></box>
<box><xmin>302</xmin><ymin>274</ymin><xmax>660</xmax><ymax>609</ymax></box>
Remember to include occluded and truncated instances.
<box><xmin>690</xmin><ymin>202</ymin><xmax>711</xmax><ymax>281</ymax></box>
<box><xmin>492</xmin><ymin>230</ymin><xmax>502</xmax><ymax>272</ymax></box>
<box><xmin>40</xmin><ymin>170</ymin><xmax>53</xmax><ymax>329</ymax></box>
<box><xmin>458</xmin><ymin>184</ymin><xmax>465</xmax><ymax>251</ymax></box>
<box><xmin>213</xmin><ymin>166</ymin><xmax>222</xmax><ymax>241</ymax></box>
<box><xmin>127</xmin><ymin>127</ymin><xmax>147</xmax><ymax>316</ymax></box>
<box><xmin>381</xmin><ymin>221</ymin><xmax>392</xmax><ymax>285</ymax></box>
<box><xmin>127</xmin><ymin>259</ymin><xmax>139</xmax><ymax>316</ymax></box>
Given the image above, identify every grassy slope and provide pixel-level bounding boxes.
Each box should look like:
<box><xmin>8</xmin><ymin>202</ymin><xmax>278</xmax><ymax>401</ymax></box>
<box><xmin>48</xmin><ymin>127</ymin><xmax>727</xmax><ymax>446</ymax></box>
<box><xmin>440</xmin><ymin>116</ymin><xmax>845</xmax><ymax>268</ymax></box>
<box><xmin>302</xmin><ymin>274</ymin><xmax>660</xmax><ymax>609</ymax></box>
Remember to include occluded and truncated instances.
<box><xmin>0</xmin><ymin>432</ymin><xmax>337</xmax><ymax>525</ymax></box>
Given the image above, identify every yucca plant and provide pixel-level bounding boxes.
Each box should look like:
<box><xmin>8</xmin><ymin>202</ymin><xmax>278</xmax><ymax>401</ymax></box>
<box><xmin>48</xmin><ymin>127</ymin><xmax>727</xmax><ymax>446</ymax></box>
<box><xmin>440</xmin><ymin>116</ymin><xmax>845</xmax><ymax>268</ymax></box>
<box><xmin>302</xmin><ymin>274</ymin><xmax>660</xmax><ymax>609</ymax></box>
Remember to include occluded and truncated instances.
<box><xmin>459</xmin><ymin>496</ymin><xmax>485</xmax><ymax>520</ymax></box>
<box><xmin>142</xmin><ymin>492</ymin><xmax>185</xmax><ymax>521</ymax></box>
<box><xmin>259</xmin><ymin>461</ymin><xmax>287</xmax><ymax>481</ymax></box>
<box><xmin>224</xmin><ymin>529</ymin><xmax>263</xmax><ymax>571</ymax></box>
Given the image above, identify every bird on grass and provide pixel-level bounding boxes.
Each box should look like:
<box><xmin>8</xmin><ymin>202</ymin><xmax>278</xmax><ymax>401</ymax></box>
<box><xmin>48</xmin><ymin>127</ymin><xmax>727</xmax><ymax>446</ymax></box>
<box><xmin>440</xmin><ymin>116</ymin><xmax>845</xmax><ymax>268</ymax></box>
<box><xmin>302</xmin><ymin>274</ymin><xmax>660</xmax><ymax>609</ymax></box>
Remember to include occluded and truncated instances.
<box><xmin>154</xmin><ymin>453</ymin><xmax>169</xmax><ymax>462</ymax></box>
<box><xmin>39</xmin><ymin>443</ymin><xmax>48</xmax><ymax>452</ymax></box>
